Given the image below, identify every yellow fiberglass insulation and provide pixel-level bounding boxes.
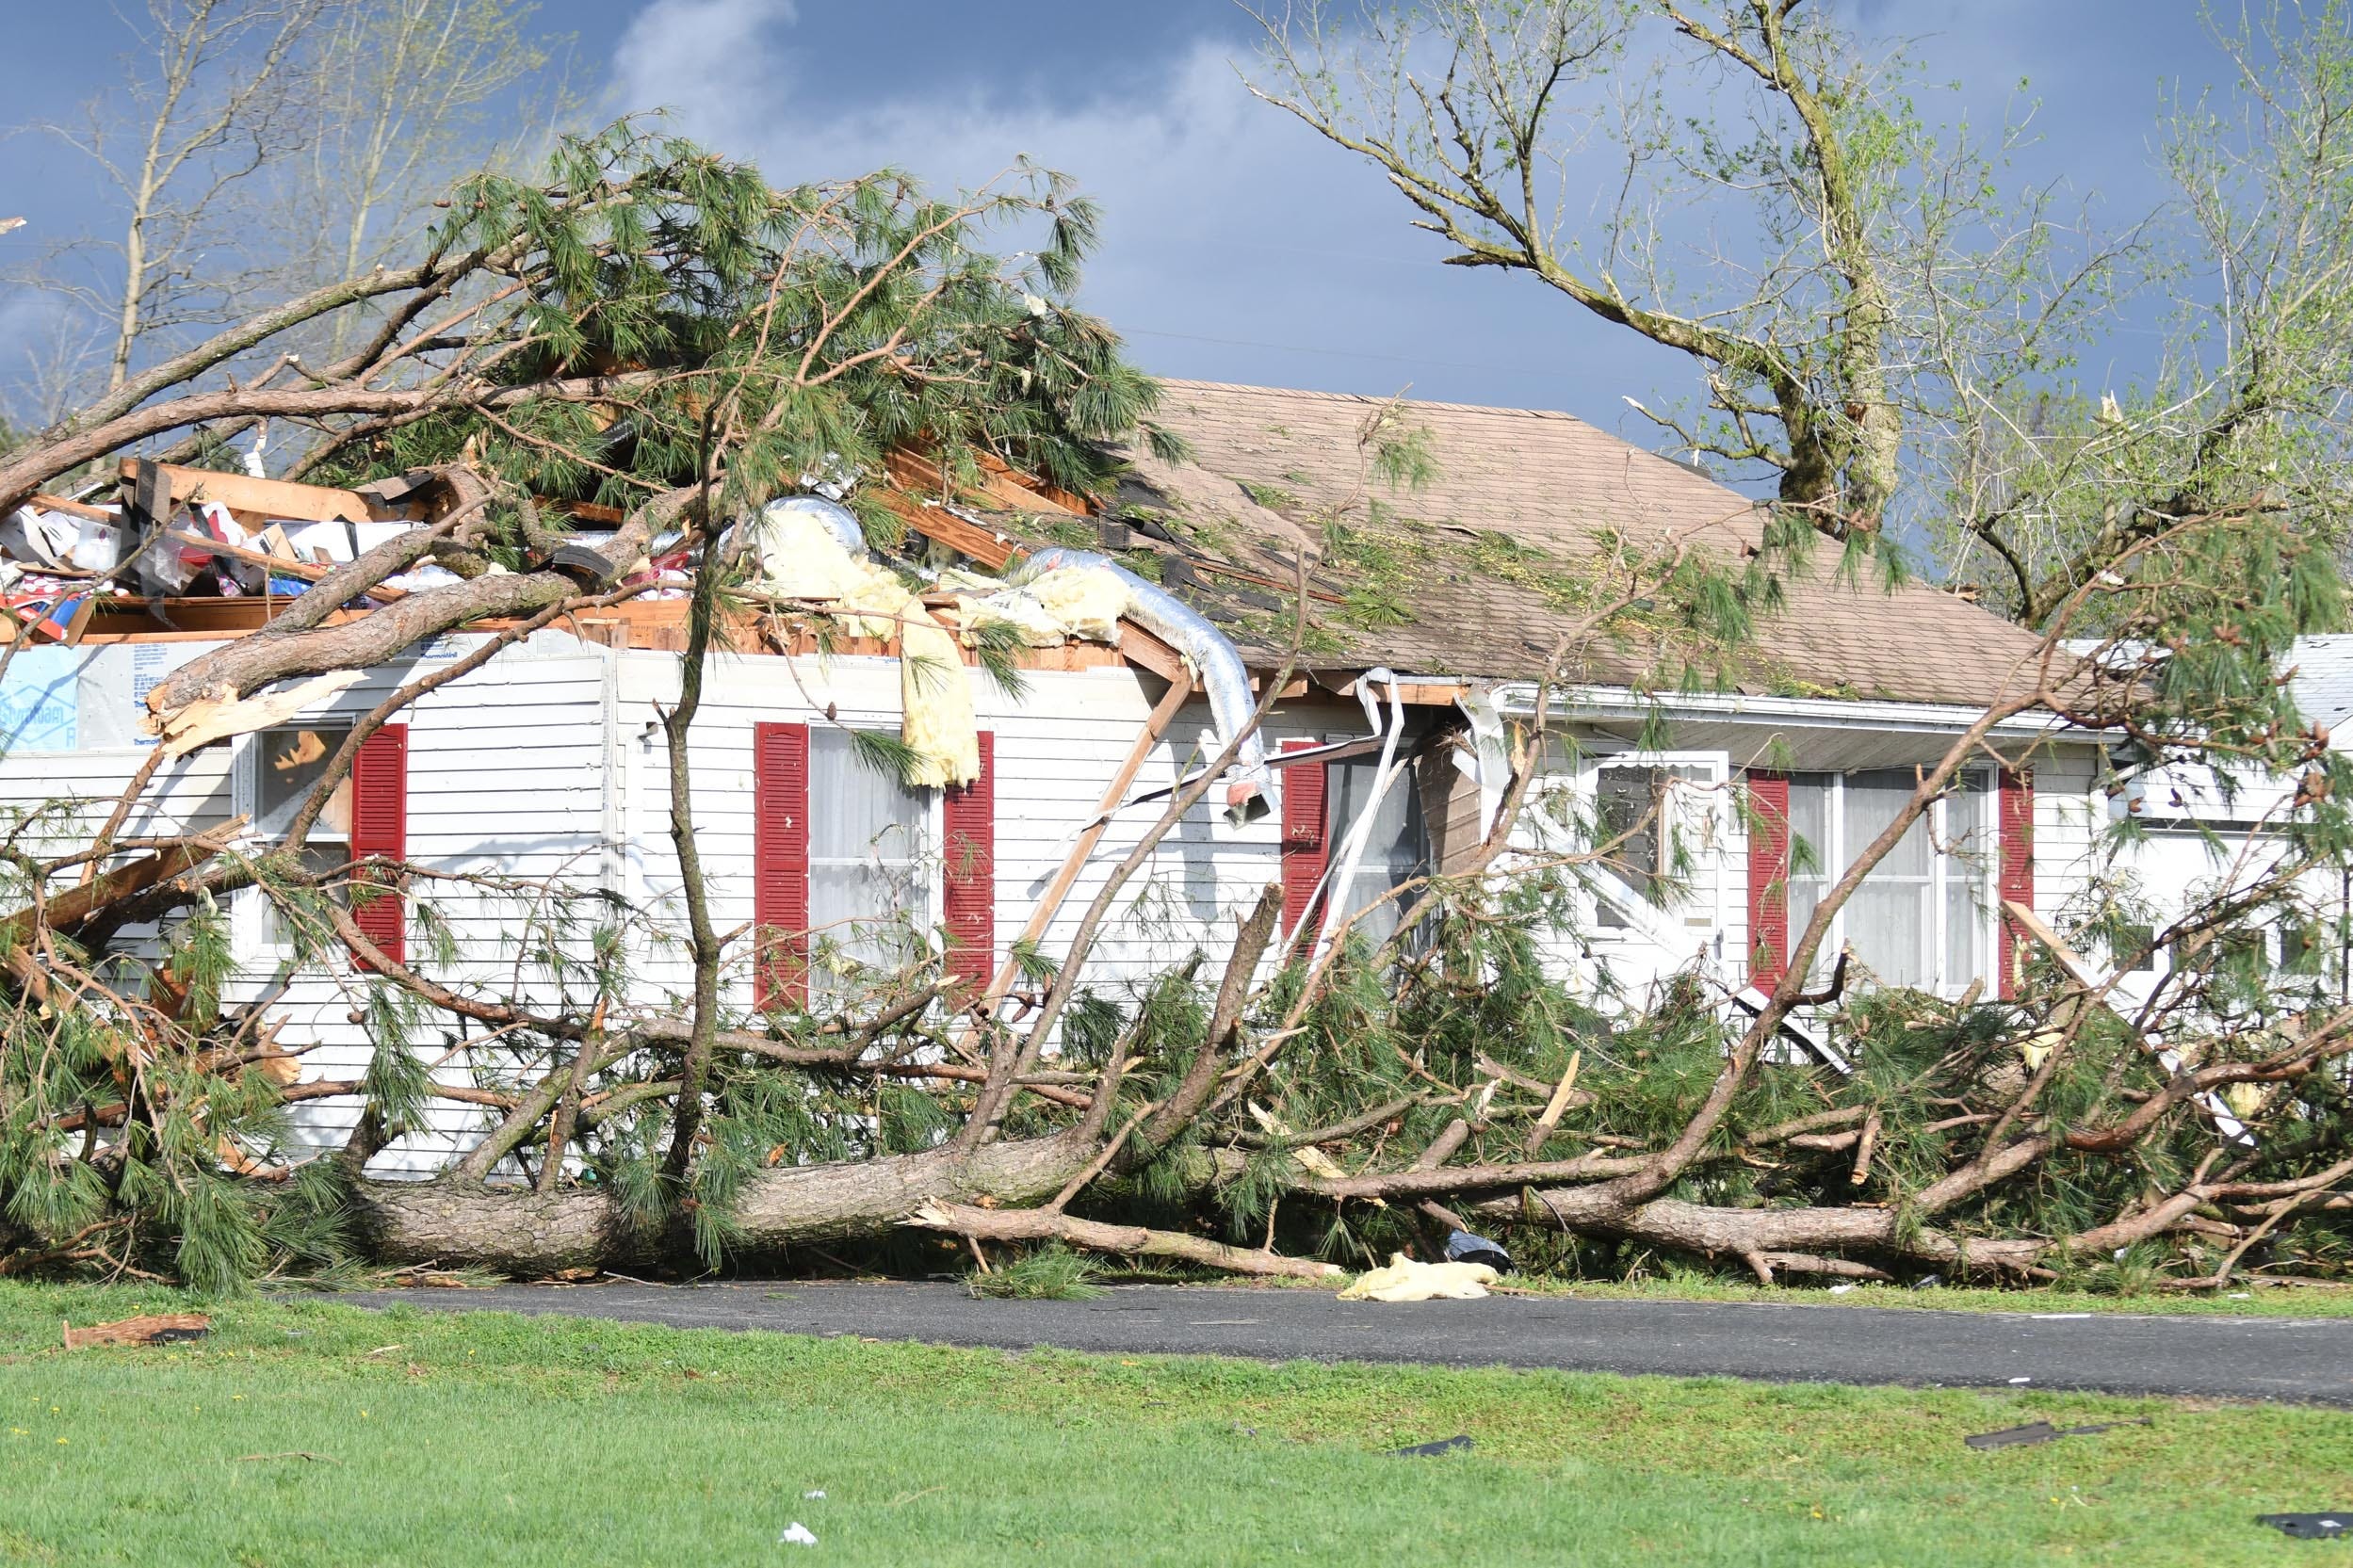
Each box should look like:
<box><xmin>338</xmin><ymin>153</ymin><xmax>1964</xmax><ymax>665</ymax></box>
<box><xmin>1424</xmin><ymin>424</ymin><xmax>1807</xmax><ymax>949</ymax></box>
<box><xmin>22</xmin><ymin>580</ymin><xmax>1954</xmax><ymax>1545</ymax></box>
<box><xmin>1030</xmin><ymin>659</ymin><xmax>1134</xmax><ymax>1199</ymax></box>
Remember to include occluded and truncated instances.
<box><xmin>941</xmin><ymin>564</ymin><xmax>1131</xmax><ymax>648</ymax></box>
<box><xmin>750</xmin><ymin>504</ymin><xmax>981</xmax><ymax>788</ymax></box>
<box><xmin>1026</xmin><ymin>565</ymin><xmax>1129</xmax><ymax>643</ymax></box>
<box><xmin>1336</xmin><ymin>1254</ymin><xmax>1501</xmax><ymax>1302</ymax></box>
<box><xmin>898</xmin><ymin>606</ymin><xmax>980</xmax><ymax>787</ymax></box>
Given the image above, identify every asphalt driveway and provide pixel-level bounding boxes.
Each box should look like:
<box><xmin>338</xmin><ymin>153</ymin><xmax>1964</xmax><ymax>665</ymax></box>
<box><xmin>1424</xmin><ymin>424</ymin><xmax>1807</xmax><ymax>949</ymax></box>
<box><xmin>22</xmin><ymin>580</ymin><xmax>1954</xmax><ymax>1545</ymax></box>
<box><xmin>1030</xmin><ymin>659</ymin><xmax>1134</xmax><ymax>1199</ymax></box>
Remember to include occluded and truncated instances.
<box><xmin>350</xmin><ymin>1281</ymin><xmax>2353</xmax><ymax>1404</ymax></box>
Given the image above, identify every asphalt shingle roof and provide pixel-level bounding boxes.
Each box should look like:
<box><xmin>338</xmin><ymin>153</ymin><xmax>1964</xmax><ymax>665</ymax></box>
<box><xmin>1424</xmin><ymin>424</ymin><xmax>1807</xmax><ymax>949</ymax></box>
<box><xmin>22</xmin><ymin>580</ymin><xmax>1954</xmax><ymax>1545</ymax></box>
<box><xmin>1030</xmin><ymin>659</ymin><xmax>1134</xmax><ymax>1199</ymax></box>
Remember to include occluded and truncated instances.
<box><xmin>1104</xmin><ymin>380</ymin><xmax>2061</xmax><ymax>709</ymax></box>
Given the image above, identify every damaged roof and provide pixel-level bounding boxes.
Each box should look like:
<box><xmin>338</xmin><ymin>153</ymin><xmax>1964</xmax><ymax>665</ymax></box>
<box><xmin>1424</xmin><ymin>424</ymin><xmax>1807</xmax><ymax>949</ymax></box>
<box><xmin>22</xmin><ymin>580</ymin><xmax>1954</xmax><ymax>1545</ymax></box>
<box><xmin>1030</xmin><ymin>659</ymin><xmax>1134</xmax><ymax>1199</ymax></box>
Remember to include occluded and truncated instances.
<box><xmin>1078</xmin><ymin>380</ymin><xmax>2060</xmax><ymax>709</ymax></box>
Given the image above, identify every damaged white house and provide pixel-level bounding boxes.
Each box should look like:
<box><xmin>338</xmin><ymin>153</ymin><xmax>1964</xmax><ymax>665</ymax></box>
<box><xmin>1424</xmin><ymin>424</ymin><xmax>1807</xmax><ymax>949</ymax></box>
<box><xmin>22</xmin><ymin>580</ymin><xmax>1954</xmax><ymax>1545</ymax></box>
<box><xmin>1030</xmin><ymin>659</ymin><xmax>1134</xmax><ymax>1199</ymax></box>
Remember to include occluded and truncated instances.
<box><xmin>0</xmin><ymin>380</ymin><xmax>2119</xmax><ymax>1172</ymax></box>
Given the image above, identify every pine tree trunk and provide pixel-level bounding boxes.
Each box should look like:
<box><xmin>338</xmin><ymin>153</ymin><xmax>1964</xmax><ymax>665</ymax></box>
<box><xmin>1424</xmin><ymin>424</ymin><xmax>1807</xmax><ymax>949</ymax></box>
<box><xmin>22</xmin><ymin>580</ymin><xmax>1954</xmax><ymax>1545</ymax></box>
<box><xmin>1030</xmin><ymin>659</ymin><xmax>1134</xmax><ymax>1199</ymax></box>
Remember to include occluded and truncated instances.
<box><xmin>352</xmin><ymin>1129</ymin><xmax>1099</xmax><ymax>1275</ymax></box>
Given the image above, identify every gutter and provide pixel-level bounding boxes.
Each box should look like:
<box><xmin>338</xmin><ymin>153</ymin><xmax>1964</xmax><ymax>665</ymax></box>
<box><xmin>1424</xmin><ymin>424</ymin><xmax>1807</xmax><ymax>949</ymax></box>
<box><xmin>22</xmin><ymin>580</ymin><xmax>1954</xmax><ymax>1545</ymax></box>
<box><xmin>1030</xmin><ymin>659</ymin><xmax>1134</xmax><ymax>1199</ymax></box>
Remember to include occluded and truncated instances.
<box><xmin>1484</xmin><ymin>682</ymin><xmax>2101</xmax><ymax>745</ymax></box>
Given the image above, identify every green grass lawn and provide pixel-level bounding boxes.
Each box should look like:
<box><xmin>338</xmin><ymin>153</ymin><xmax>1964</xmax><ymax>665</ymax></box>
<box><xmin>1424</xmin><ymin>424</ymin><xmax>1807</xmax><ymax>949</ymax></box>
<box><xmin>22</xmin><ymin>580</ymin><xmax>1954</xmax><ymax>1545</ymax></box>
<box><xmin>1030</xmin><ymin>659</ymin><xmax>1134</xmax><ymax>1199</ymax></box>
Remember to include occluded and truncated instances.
<box><xmin>0</xmin><ymin>1282</ymin><xmax>2346</xmax><ymax>1566</ymax></box>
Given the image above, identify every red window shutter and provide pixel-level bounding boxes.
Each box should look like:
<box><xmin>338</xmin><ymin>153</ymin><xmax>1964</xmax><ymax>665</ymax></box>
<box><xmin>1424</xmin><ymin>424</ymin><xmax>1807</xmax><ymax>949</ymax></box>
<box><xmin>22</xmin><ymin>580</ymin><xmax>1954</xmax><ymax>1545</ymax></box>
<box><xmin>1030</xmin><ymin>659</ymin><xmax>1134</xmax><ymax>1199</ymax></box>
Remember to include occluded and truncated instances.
<box><xmin>942</xmin><ymin>731</ymin><xmax>996</xmax><ymax>989</ymax></box>
<box><xmin>1745</xmin><ymin>769</ymin><xmax>1790</xmax><ymax>989</ymax></box>
<box><xmin>755</xmin><ymin>721</ymin><xmax>811</xmax><ymax>1009</ymax></box>
<box><xmin>1279</xmin><ymin>739</ymin><xmax>1329</xmax><ymax>942</ymax></box>
<box><xmin>349</xmin><ymin>724</ymin><xmax>408</xmax><ymax>970</ymax></box>
<box><xmin>1998</xmin><ymin>767</ymin><xmax>2035</xmax><ymax>999</ymax></box>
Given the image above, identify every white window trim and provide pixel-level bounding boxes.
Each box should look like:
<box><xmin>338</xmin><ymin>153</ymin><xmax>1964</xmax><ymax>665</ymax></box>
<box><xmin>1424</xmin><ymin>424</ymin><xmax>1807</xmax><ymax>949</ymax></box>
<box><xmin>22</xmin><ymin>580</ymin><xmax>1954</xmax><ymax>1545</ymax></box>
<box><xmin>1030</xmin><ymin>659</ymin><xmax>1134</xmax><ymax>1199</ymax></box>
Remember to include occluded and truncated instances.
<box><xmin>1573</xmin><ymin>751</ymin><xmax>1731</xmax><ymax>944</ymax></box>
<box><xmin>804</xmin><ymin>726</ymin><xmax>942</xmax><ymax>962</ymax></box>
<box><xmin>232</xmin><ymin>720</ymin><xmax>355</xmax><ymax>962</ymax></box>
<box><xmin>1786</xmin><ymin>768</ymin><xmax>1998</xmax><ymax>999</ymax></box>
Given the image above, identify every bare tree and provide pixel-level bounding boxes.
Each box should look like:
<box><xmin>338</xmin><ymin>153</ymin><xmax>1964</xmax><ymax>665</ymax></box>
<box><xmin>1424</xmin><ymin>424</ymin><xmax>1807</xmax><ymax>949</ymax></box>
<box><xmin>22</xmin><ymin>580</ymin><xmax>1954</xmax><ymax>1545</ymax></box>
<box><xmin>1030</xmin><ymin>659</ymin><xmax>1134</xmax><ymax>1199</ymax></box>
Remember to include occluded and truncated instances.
<box><xmin>274</xmin><ymin>0</ymin><xmax>576</xmax><ymax>353</ymax></box>
<box><xmin>1244</xmin><ymin>1</ymin><xmax>2353</xmax><ymax>631</ymax></box>
<box><xmin>33</xmin><ymin>0</ymin><xmax>330</xmax><ymax>396</ymax></box>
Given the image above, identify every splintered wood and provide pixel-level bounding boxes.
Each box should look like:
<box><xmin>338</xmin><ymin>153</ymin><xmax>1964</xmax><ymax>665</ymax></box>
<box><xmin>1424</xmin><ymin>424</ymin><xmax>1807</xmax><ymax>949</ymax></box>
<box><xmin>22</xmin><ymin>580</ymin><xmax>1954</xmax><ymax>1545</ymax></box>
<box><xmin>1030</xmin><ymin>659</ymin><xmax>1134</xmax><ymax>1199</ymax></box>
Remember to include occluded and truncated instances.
<box><xmin>60</xmin><ymin>1313</ymin><xmax>210</xmax><ymax>1349</ymax></box>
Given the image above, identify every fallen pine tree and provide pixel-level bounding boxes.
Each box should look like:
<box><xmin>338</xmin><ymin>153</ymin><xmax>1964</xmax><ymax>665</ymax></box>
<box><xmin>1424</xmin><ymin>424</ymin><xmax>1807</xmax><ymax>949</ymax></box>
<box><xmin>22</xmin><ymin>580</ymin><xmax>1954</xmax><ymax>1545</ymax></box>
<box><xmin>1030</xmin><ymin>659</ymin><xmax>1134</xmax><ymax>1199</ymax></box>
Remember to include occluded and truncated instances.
<box><xmin>0</xmin><ymin>124</ymin><xmax>2348</xmax><ymax>1298</ymax></box>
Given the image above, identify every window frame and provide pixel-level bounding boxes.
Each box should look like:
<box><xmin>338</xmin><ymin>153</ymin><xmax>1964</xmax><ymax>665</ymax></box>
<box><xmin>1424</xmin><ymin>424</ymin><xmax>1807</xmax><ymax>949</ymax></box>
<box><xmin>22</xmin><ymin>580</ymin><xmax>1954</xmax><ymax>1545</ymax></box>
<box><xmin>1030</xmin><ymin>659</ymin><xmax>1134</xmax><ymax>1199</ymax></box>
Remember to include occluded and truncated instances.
<box><xmin>233</xmin><ymin>719</ymin><xmax>357</xmax><ymax>959</ymax></box>
<box><xmin>802</xmin><ymin>725</ymin><xmax>942</xmax><ymax>983</ymax></box>
<box><xmin>1782</xmin><ymin>767</ymin><xmax>1999</xmax><ymax>998</ymax></box>
<box><xmin>1318</xmin><ymin>750</ymin><xmax>1434</xmax><ymax>950</ymax></box>
<box><xmin>1536</xmin><ymin>751</ymin><xmax>1730</xmax><ymax>941</ymax></box>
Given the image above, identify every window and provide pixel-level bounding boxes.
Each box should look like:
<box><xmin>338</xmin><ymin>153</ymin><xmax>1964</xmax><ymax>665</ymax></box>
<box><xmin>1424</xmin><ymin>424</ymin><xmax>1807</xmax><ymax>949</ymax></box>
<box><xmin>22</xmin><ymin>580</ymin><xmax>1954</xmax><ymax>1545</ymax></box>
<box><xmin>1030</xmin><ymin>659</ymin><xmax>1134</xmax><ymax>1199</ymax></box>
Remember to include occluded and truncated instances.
<box><xmin>1591</xmin><ymin>762</ymin><xmax>1717</xmax><ymax>929</ymax></box>
<box><xmin>251</xmin><ymin>722</ymin><xmax>352</xmax><ymax>946</ymax></box>
<box><xmin>1785</xmin><ymin>768</ymin><xmax>1994</xmax><ymax>994</ymax></box>
<box><xmin>1322</xmin><ymin>756</ymin><xmax>1430</xmax><ymax>948</ymax></box>
<box><xmin>806</xmin><ymin>728</ymin><xmax>931</xmax><ymax>978</ymax></box>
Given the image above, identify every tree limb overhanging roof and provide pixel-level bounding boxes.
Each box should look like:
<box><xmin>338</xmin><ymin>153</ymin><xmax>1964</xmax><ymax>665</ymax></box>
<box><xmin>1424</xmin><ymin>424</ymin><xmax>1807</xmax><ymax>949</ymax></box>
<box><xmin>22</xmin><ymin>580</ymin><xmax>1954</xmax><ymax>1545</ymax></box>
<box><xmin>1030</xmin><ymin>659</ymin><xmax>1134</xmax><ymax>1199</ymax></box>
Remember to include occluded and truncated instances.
<box><xmin>939</xmin><ymin>380</ymin><xmax>2065</xmax><ymax>709</ymax></box>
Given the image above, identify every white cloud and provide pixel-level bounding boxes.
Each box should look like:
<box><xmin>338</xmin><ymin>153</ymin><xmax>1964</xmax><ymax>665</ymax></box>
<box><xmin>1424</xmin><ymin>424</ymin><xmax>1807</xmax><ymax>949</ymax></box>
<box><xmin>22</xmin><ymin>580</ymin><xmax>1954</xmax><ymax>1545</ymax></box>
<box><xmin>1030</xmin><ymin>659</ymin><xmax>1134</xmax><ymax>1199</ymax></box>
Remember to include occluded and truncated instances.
<box><xmin>599</xmin><ymin>14</ymin><xmax>1647</xmax><ymax>412</ymax></box>
<box><xmin>610</xmin><ymin>0</ymin><xmax>803</xmax><ymax>155</ymax></box>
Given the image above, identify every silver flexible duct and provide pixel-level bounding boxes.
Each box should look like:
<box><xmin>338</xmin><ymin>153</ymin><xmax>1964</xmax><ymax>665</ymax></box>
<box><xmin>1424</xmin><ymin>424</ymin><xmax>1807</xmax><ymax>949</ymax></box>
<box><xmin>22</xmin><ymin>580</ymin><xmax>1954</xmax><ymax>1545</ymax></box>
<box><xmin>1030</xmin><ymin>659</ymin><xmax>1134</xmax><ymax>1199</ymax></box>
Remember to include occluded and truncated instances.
<box><xmin>759</xmin><ymin>494</ymin><xmax>867</xmax><ymax>555</ymax></box>
<box><xmin>1025</xmin><ymin>545</ymin><xmax>1272</xmax><ymax>824</ymax></box>
<box><xmin>1311</xmin><ymin>668</ymin><xmax>1406</xmax><ymax>957</ymax></box>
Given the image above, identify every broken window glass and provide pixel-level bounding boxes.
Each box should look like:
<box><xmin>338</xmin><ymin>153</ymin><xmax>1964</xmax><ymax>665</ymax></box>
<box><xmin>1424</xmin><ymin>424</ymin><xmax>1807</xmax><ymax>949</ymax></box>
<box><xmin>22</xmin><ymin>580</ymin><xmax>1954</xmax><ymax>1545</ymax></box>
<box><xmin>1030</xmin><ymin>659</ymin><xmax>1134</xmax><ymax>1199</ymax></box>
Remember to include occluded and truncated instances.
<box><xmin>1591</xmin><ymin>763</ymin><xmax>1714</xmax><ymax>929</ymax></box>
<box><xmin>252</xmin><ymin>723</ymin><xmax>353</xmax><ymax>946</ymax></box>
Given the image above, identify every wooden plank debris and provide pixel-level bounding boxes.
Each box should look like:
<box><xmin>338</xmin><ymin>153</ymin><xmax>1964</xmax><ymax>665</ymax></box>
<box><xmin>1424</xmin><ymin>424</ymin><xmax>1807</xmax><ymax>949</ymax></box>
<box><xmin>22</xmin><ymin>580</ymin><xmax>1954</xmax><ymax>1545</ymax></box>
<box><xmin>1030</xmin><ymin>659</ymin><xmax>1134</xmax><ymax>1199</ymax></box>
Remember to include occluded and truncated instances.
<box><xmin>2001</xmin><ymin>898</ymin><xmax>2254</xmax><ymax>1143</ymax></box>
<box><xmin>115</xmin><ymin>459</ymin><xmax>412</xmax><ymax>525</ymax></box>
<box><xmin>61</xmin><ymin>1313</ymin><xmax>209</xmax><ymax>1349</ymax></box>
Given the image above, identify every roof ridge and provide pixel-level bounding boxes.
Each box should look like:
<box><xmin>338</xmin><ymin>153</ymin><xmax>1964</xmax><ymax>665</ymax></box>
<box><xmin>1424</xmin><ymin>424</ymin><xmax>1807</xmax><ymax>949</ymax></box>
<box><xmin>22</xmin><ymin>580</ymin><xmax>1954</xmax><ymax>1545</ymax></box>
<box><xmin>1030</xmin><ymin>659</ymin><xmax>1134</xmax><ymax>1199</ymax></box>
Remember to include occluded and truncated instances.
<box><xmin>1156</xmin><ymin>376</ymin><xmax>1588</xmax><ymax>424</ymax></box>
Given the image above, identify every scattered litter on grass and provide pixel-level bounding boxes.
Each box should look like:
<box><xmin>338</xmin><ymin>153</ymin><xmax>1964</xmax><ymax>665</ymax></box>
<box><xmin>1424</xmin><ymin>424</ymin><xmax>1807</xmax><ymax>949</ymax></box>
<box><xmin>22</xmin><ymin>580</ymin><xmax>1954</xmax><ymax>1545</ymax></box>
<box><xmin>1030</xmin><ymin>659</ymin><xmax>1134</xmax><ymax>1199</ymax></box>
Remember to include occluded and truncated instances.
<box><xmin>1828</xmin><ymin>1284</ymin><xmax>1857</xmax><ymax>1295</ymax></box>
<box><xmin>2230</xmin><ymin>1292</ymin><xmax>2251</xmax><ymax>1301</ymax></box>
<box><xmin>1388</xmin><ymin>1435</ymin><xmax>1475</xmax><ymax>1458</ymax></box>
<box><xmin>1339</xmin><ymin>1253</ymin><xmax>1499</xmax><ymax>1301</ymax></box>
<box><xmin>363</xmin><ymin>1345</ymin><xmax>405</xmax><ymax>1358</ymax></box>
<box><xmin>779</xmin><ymin>1522</ymin><xmax>819</xmax><ymax>1545</ymax></box>
<box><xmin>1967</xmin><ymin>1423</ymin><xmax>2065</xmax><ymax>1450</ymax></box>
<box><xmin>1966</xmin><ymin>1418</ymin><xmax>2151</xmax><ymax>1451</ymax></box>
<box><xmin>2256</xmin><ymin>1514</ymin><xmax>2348</xmax><ymax>1539</ymax></box>
<box><xmin>803</xmin><ymin>1490</ymin><xmax>825</xmax><ymax>1500</ymax></box>
<box><xmin>61</xmin><ymin>1313</ymin><xmax>208</xmax><ymax>1350</ymax></box>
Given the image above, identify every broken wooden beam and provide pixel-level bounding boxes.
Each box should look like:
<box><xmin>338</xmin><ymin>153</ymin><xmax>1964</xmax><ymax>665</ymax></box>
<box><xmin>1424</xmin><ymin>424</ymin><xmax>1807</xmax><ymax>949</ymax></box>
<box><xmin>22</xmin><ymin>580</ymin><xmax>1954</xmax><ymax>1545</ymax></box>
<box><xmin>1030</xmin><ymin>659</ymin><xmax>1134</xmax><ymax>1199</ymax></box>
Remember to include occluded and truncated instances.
<box><xmin>0</xmin><ymin>822</ymin><xmax>241</xmax><ymax>950</ymax></box>
<box><xmin>62</xmin><ymin>1313</ymin><xmax>209</xmax><ymax>1349</ymax></box>
<box><xmin>116</xmin><ymin>459</ymin><xmax>413</xmax><ymax>525</ymax></box>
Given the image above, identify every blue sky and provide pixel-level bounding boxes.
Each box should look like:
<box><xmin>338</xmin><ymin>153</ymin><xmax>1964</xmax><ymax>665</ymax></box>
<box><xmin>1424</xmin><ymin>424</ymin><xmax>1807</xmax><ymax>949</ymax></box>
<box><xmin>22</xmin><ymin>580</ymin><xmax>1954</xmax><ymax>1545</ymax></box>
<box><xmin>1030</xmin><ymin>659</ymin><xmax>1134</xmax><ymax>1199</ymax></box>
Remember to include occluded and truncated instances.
<box><xmin>1</xmin><ymin>1</ymin><xmax>2242</xmax><ymax>444</ymax></box>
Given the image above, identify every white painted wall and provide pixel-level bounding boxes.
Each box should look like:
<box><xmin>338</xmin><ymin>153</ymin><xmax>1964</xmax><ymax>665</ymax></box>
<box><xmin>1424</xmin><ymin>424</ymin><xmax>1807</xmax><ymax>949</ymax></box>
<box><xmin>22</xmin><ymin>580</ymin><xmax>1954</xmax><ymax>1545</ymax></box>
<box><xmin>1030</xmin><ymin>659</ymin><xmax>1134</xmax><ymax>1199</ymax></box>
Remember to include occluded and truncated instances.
<box><xmin>613</xmin><ymin>649</ymin><xmax>1374</xmax><ymax>1018</ymax></box>
<box><xmin>6</xmin><ymin>626</ymin><xmax>2129</xmax><ymax>1175</ymax></box>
